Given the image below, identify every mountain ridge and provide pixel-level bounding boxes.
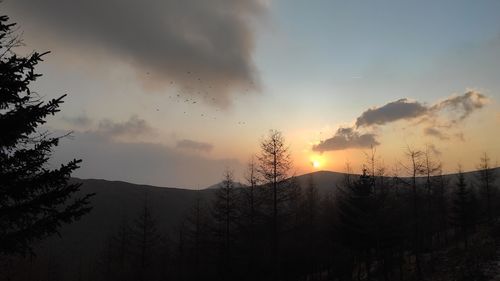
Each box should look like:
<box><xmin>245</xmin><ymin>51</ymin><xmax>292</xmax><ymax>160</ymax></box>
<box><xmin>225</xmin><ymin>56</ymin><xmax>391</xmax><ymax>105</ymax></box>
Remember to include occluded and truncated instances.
<box><xmin>73</xmin><ymin>167</ymin><xmax>500</xmax><ymax>192</ymax></box>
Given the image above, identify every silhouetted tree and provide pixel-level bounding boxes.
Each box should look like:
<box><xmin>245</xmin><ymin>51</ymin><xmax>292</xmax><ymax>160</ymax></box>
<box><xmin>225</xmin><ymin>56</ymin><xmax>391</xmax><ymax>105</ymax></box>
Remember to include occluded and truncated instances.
<box><xmin>0</xmin><ymin>14</ymin><xmax>93</xmax><ymax>256</ymax></box>
<box><xmin>433</xmin><ymin>170</ymin><xmax>450</xmax><ymax>246</ymax></box>
<box><xmin>130</xmin><ymin>195</ymin><xmax>161</xmax><ymax>281</ymax></box>
<box><xmin>112</xmin><ymin>217</ymin><xmax>132</xmax><ymax>275</ymax></box>
<box><xmin>97</xmin><ymin>216</ymin><xmax>132</xmax><ymax>281</ymax></box>
<box><xmin>182</xmin><ymin>193</ymin><xmax>211</xmax><ymax>281</ymax></box>
<box><xmin>302</xmin><ymin>174</ymin><xmax>321</xmax><ymax>278</ymax></box>
<box><xmin>422</xmin><ymin>147</ymin><xmax>442</xmax><ymax>250</ymax></box>
<box><xmin>212</xmin><ymin>169</ymin><xmax>239</xmax><ymax>280</ymax></box>
<box><xmin>337</xmin><ymin>169</ymin><xmax>377</xmax><ymax>280</ymax></box>
<box><xmin>450</xmin><ymin>169</ymin><xmax>477</xmax><ymax>249</ymax></box>
<box><xmin>240</xmin><ymin>156</ymin><xmax>263</xmax><ymax>279</ymax></box>
<box><xmin>475</xmin><ymin>153</ymin><xmax>497</xmax><ymax>224</ymax></box>
<box><xmin>241</xmin><ymin>156</ymin><xmax>261</xmax><ymax>235</ymax></box>
<box><xmin>257</xmin><ymin>129</ymin><xmax>292</xmax><ymax>275</ymax></box>
<box><xmin>402</xmin><ymin>147</ymin><xmax>424</xmax><ymax>279</ymax></box>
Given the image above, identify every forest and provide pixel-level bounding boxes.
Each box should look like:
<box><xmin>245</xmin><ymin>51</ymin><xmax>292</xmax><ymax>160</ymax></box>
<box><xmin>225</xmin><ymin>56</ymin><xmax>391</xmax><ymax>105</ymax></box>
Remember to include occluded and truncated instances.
<box><xmin>6</xmin><ymin>133</ymin><xmax>499</xmax><ymax>281</ymax></box>
<box><xmin>74</xmin><ymin>134</ymin><xmax>499</xmax><ymax>281</ymax></box>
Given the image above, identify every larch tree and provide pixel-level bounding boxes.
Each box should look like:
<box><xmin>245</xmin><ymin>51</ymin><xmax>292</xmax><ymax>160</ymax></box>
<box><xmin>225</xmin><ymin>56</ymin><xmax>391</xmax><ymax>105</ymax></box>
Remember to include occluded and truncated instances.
<box><xmin>475</xmin><ymin>153</ymin><xmax>497</xmax><ymax>224</ymax></box>
<box><xmin>451</xmin><ymin>168</ymin><xmax>477</xmax><ymax>249</ymax></box>
<box><xmin>212</xmin><ymin>169</ymin><xmax>239</xmax><ymax>280</ymax></box>
<box><xmin>257</xmin><ymin>130</ymin><xmax>291</xmax><ymax>247</ymax></box>
<box><xmin>130</xmin><ymin>195</ymin><xmax>161</xmax><ymax>281</ymax></box>
<box><xmin>302</xmin><ymin>174</ymin><xmax>320</xmax><ymax>277</ymax></box>
<box><xmin>402</xmin><ymin>146</ymin><xmax>425</xmax><ymax>280</ymax></box>
<box><xmin>336</xmin><ymin>168</ymin><xmax>377</xmax><ymax>280</ymax></box>
<box><xmin>242</xmin><ymin>156</ymin><xmax>260</xmax><ymax>233</ymax></box>
<box><xmin>0</xmin><ymin>14</ymin><xmax>93</xmax><ymax>256</ymax></box>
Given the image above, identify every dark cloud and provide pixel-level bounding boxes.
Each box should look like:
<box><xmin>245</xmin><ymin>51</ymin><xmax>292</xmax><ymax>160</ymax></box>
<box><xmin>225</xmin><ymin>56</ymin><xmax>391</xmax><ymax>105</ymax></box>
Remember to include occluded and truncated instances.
<box><xmin>97</xmin><ymin>116</ymin><xmax>155</xmax><ymax>137</ymax></box>
<box><xmin>423</xmin><ymin>127</ymin><xmax>449</xmax><ymax>140</ymax></box>
<box><xmin>355</xmin><ymin>91</ymin><xmax>489</xmax><ymax>128</ymax></box>
<box><xmin>51</xmin><ymin>131</ymin><xmax>242</xmax><ymax>188</ymax></box>
<box><xmin>317</xmin><ymin>91</ymin><xmax>489</xmax><ymax>152</ymax></box>
<box><xmin>176</xmin><ymin>139</ymin><xmax>213</xmax><ymax>153</ymax></box>
<box><xmin>312</xmin><ymin>127</ymin><xmax>379</xmax><ymax>152</ymax></box>
<box><xmin>431</xmin><ymin>91</ymin><xmax>489</xmax><ymax>123</ymax></box>
<box><xmin>356</xmin><ymin>98</ymin><xmax>428</xmax><ymax>127</ymax></box>
<box><xmin>5</xmin><ymin>0</ymin><xmax>265</xmax><ymax>106</ymax></box>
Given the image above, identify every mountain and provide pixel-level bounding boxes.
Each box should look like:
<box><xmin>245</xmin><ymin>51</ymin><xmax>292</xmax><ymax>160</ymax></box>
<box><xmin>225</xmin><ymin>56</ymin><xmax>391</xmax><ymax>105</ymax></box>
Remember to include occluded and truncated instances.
<box><xmin>26</xmin><ymin>179</ymin><xmax>216</xmax><ymax>280</ymax></box>
<box><xmin>205</xmin><ymin>181</ymin><xmax>247</xmax><ymax>190</ymax></box>
<box><xmin>294</xmin><ymin>170</ymin><xmax>351</xmax><ymax>194</ymax></box>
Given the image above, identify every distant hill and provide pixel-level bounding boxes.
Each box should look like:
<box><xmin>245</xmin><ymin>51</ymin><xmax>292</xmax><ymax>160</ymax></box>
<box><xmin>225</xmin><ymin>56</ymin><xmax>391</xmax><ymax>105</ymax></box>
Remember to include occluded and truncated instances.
<box><xmin>294</xmin><ymin>170</ymin><xmax>352</xmax><ymax>194</ymax></box>
<box><xmin>205</xmin><ymin>181</ymin><xmax>247</xmax><ymax>190</ymax></box>
<box><xmin>51</xmin><ymin>168</ymin><xmax>500</xmax><ymax>245</ymax></box>
<box><xmin>30</xmin><ymin>179</ymin><xmax>215</xmax><ymax>280</ymax></box>
<box><xmin>294</xmin><ymin>168</ymin><xmax>500</xmax><ymax>194</ymax></box>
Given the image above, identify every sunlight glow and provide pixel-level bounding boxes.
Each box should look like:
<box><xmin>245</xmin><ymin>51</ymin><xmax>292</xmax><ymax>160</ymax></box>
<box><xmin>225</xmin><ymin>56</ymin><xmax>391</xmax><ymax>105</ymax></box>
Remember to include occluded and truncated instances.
<box><xmin>309</xmin><ymin>154</ymin><xmax>325</xmax><ymax>170</ymax></box>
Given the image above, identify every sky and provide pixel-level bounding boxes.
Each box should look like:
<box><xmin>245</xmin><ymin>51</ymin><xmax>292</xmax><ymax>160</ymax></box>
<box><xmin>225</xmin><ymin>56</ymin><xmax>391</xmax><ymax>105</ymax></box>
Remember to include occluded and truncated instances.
<box><xmin>4</xmin><ymin>0</ymin><xmax>500</xmax><ymax>188</ymax></box>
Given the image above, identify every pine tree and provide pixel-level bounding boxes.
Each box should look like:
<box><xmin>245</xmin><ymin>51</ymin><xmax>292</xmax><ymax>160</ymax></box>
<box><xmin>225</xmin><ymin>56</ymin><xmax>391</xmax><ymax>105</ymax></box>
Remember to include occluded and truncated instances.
<box><xmin>212</xmin><ymin>169</ymin><xmax>239</xmax><ymax>280</ymax></box>
<box><xmin>0</xmin><ymin>14</ymin><xmax>93</xmax><ymax>256</ymax></box>
<box><xmin>337</xmin><ymin>168</ymin><xmax>377</xmax><ymax>280</ymax></box>
<box><xmin>183</xmin><ymin>193</ymin><xmax>211</xmax><ymax>281</ymax></box>
<box><xmin>130</xmin><ymin>195</ymin><xmax>161</xmax><ymax>281</ymax></box>
<box><xmin>240</xmin><ymin>156</ymin><xmax>263</xmax><ymax>279</ymax></box>
<box><xmin>451</xmin><ymin>169</ymin><xmax>476</xmax><ymax>249</ymax></box>
<box><xmin>302</xmin><ymin>174</ymin><xmax>320</xmax><ymax>278</ymax></box>
<box><xmin>476</xmin><ymin>153</ymin><xmax>497</xmax><ymax>224</ymax></box>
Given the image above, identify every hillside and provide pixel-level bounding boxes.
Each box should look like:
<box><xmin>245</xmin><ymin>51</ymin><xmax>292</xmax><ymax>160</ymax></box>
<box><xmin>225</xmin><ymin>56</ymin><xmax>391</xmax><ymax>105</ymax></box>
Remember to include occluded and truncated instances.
<box><xmin>14</xmin><ymin>168</ymin><xmax>499</xmax><ymax>280</ymax></box>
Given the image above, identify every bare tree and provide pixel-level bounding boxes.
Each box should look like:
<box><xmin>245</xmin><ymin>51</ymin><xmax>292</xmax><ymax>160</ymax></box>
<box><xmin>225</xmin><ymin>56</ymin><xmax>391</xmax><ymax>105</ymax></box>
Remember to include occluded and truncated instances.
<box><xmin>422</xmin><ymin>145</ymin><xmax>442</xmax><ymax>249</ymax></box>
<box><xmin>243</xmin><ymin>156</ymin><xmax>260</xmax><ymax>230</ymax></box>
<box><xmin>423</xmin><ymin>145</ymin><xmax>442</xmax><ymax>196</ymax></box>
<box><xmin>476</xmin><ymin>153</ymin><xmax>498</xmax><ymax>224</ymax></box>
<box><xmin>257</xmin><ymin>129</ymin><xmax>292</xmax><ymax>278</ymax></box>
<box><xmin>212</xmin><ymin>169</ymin><xmax>239</xmax><ymax>280</ymax></box>
<box><xmin>240</xmin><ymin>156</ymin><xmax>262</xmax><ymax>278</ymax></box>
<box><xmin>401</xmin><ymin>146</ymin><xmax>425</xmax><ymax>280</ymax></box>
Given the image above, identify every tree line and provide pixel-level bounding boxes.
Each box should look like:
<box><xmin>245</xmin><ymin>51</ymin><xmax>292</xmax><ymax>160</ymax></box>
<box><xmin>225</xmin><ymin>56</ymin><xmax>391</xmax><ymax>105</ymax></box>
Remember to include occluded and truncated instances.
<box><xmin>94</xmin><ymin>131</ymin><xmax>499</xmax><ymax>281</ymax></box>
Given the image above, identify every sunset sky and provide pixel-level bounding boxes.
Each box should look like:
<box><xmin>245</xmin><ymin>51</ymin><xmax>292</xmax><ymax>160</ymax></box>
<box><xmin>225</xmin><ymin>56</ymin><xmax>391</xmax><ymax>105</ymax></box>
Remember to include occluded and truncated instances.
<box><xmin>5</xmin><ymin>0</ymin><xmax>500</xmax><ymax>188</ymax></box>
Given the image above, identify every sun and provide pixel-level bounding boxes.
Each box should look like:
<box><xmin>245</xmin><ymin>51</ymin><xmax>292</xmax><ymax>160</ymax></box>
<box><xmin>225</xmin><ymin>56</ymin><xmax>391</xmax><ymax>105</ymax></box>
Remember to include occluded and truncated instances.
<box><xmin>309</xmin><ymin>154</ymin><xmax>326</xmax><ymax>170</ymax></box>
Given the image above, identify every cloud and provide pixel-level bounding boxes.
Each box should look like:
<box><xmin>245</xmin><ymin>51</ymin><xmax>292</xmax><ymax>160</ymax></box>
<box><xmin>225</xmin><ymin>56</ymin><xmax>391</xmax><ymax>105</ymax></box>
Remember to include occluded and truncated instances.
<box><xmin>423</xmin><ymin>127</ymin><xmax>449</xmax><ymax>140</ymax></box>
<box><xmin>176</xmin><ymin>139</ymin><xmax>214</xmax><ymax>153</ymax></box>
<box><xmin>356</xmin><ymin>90</ymin><xmax>489</xmax><ymax>128</ymax></box>
<box><xmin>5</xmin><ymin>0</ymin><xmax>266</xmax><ymax>106</ymax></box>
<box><xmin>97</xmin><ymin>116</ymin><xmax>155</xmax><ymax>137</ymax></box>
<box><xmin>62</xmin><ymin>114</ymin><xmax>93</xmax><ymax>127</ymax></box>
<box><xmin>431</xmin><ymin>91</ymin><xmax>489</xmax><ymax>123</ymax></box>
<box><xmin>51</xmin><ymin>131</ymin><xmax>242</xmax><ymax>188</ymax></box>
<box><xmin>317</xmin><ymin>90</ymin><xmax>490</xmax><ymax>152</ymax></box>
<box><xmin>356</xmin><ymin>98</ymin><xmax>428</xmax><ymax>127</ymax></box>
<box><xmin>312</xmin><ymin>127</ymin><xmax>379</xmax><ymax>152</ymax></box>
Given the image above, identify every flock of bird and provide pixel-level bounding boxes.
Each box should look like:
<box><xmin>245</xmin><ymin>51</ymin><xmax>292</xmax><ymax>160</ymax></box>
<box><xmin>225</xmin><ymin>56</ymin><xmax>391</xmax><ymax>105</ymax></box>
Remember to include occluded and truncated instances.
<box><xmin>149</xmin><ymin>71</ymin><xmax>252</xmax><ymax>125</ymax></box>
